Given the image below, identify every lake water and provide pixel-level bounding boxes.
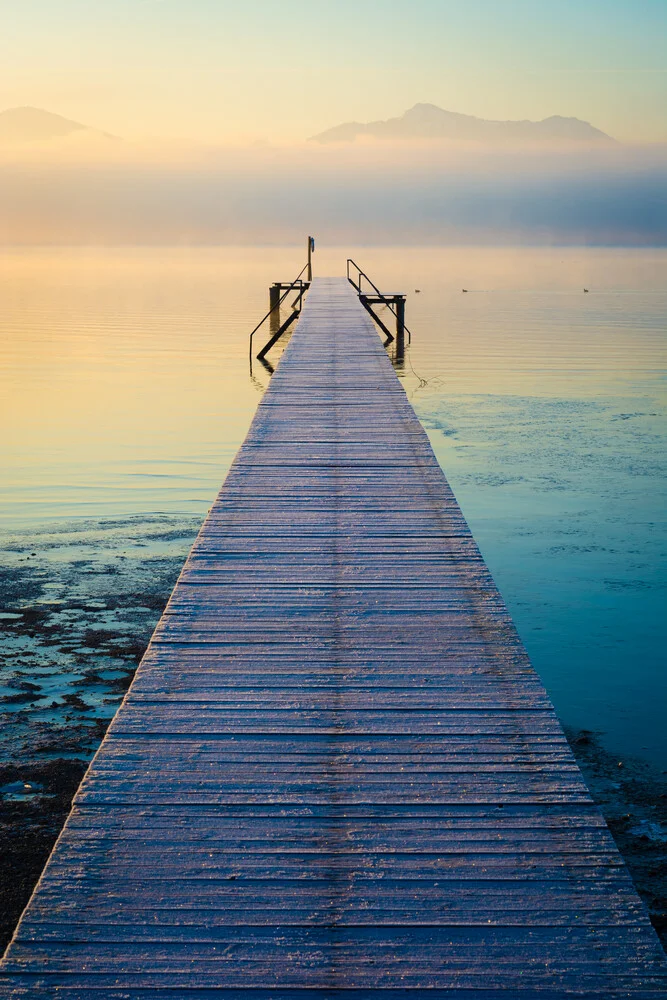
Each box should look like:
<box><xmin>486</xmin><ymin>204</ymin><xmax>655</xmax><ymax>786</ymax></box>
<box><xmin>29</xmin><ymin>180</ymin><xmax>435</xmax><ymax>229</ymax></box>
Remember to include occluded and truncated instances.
<box><xmin>1</xmin><ymin>245</ymin><xmax>665</xmax><ymax>773</ymax></box>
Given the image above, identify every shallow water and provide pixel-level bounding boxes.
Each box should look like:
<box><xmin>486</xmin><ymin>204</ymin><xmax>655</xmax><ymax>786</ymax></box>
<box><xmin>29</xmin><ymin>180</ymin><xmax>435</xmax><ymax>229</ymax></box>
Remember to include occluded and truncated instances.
<box><xmin>1</xmin><ymin>245</ymin><xmax>665</xmax><ymax>772</ymax></box>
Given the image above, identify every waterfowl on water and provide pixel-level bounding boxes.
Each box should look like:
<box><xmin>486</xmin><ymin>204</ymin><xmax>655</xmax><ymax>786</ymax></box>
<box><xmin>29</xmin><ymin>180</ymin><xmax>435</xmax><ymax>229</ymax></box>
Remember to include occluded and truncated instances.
<box><xmin>462</xmin><ymin>288</ymin><xmax>468</xmax><ymax>293</ymax></box>
<box><xmin>584</xmin><ymin>288</ymin><xmax>589</xmax><ymax>293</ymax></box>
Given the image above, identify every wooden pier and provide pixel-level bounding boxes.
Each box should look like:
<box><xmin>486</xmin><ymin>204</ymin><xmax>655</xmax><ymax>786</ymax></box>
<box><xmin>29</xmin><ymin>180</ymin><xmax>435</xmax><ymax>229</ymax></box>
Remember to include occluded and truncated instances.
<box><xmin>2</xmin><ymin>277</ymin><xmax>666</xmax><ymax>996</ymax></box>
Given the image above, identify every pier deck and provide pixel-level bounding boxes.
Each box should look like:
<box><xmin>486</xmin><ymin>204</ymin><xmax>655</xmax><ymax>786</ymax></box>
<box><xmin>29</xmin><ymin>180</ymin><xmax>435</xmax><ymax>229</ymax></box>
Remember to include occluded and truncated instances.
<box><xmin>2</xmin><ymin>277</ymin><xmax>666</xmax><ymax>996</ymax></box>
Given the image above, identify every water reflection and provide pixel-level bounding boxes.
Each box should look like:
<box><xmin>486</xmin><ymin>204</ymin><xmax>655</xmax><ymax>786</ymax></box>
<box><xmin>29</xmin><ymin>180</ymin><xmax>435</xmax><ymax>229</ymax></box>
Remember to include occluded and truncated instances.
<box><xmin>0</xmin><ymin>245</ymin><xmax>665</xmax><ymax>774</ymax></box>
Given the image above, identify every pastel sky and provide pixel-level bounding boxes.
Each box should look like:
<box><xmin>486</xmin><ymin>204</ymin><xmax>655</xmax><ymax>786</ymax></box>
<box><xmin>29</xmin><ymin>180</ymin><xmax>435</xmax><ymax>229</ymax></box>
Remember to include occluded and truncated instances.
<box><xmin>2</xmin><ymin>0</ymin><xmax>666</xmax><ymax>143</ymax></box>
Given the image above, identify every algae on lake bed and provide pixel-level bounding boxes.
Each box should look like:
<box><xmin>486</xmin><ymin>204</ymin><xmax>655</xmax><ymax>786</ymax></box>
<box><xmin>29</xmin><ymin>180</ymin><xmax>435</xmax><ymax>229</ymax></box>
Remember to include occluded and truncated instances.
<box><xmin>0</xmin><ymin>515</ymin><xmax>200</xmax><ymax>764</ymax></box>
<box><xmin>0</xmin><ymin>514</ymin><xmax>199</xmax><ymax>948</ymax></box>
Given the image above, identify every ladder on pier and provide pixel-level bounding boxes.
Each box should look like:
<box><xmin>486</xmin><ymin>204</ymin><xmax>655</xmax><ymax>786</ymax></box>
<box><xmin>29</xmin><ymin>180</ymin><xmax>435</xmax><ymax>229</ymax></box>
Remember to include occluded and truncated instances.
<box><xmin>1</xmin><ymin>278</ymin><xmax>665</xmax><ymax>997</ymax></box>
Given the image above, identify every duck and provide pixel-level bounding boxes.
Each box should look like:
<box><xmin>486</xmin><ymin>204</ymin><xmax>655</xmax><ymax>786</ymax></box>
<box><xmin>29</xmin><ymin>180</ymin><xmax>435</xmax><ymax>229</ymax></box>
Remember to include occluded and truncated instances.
<box><xmin>583</xmin><ymin>288</ymin><xmax>589</xmax><ymax>293</ymax></box>
<box><xmin>462</xmin><ymin>288</ymin><xmax>468</xmax><ymax>293</ymax></box>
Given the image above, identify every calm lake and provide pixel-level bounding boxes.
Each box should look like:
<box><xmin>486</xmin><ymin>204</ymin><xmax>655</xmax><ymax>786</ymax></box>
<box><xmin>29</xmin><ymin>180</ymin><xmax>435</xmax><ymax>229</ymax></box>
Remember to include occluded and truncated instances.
<box><xmin>1</xmin><ymin>245</ymin><xmax>665</xmax><ymax>773</ymax></box>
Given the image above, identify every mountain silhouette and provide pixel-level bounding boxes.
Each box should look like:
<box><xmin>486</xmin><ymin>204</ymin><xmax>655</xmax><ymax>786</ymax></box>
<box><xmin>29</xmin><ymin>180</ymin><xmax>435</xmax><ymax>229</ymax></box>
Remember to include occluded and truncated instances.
<box><xmin>0</xmin><ymin>107</ymin><xmax>116</xmax><ymax>142</ymax></box>
<box><xmin>310</xmin><ymin>103</ymin><xmax>615</xmax><ymax>145</ymax></box>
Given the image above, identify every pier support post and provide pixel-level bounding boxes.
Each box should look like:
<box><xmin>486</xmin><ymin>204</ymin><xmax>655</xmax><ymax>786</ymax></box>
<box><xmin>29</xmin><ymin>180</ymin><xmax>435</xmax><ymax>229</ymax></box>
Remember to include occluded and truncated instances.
<box><xmin>257</xmin><ymin>308</ymin><xmax>299</xmax><ymax>361</ymax></box>
<box><xmin>395</xmin><ymin>296</ymin><xmax>406</xmax><ymax>363</ymax></box>
<box><xmin>269</xmin><ymin>283</ymin><xmax>281</xmax><ymax>334</ymax></box>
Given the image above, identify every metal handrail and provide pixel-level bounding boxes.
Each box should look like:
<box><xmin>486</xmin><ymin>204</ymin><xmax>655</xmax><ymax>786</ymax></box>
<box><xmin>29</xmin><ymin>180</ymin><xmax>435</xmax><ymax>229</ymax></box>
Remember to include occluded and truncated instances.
<box><xmin>347</xmin><ymin>258</ymin><xmax>386</xmax><ymax>300</ymax></box>
<box><xmin>346</xmin><ymin>258</ymin><xmax>412</xmax><ymax>343</ymax></box>
<box><xmin>248</xmin><ymin>262</ymin><xmax>310</xmax><ymax>361</ymax></box>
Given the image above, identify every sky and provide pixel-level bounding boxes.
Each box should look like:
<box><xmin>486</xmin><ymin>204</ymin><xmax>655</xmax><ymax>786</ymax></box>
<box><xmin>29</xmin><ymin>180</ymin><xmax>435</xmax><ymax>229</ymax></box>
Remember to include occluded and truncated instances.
<box><xmin>1</xmin><ymin>0</ymin><xmax>666</xmax><ymax>246</ymax></box>
<box><xmin>2</xmin><ymin>0</ymin><xmax>667</xmax><ymax>143</ymax></box>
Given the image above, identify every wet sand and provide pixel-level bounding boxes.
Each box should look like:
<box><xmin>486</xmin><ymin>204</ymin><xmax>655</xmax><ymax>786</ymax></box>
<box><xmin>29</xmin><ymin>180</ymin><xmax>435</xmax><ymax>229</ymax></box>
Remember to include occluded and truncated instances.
<box><xmin>565</xmin><ymin>728</ymin><xmax>667</xmax><ymax>948</ymax></box>
<box><xmin>0</xmin><ymin>515</ymin><xmax>197</xmax><ymax>949</ymax></box>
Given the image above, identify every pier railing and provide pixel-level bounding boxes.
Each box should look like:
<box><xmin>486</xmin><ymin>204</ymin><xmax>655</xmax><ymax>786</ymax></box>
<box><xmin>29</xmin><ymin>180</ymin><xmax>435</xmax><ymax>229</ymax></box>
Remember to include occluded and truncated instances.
<box><xmin>347</xmin><ymin>258</ymin><xmax>391</xmax><ymax>301</ymax></box>
<box><xmin>346</xmin><ymin>258</ymin><xmax>411</xmax><ymax>346</ymax></box>
<box><xmin>248</xmin><ymin>263</ymin><xmax>311</xmax><ymax>363</ymax></box>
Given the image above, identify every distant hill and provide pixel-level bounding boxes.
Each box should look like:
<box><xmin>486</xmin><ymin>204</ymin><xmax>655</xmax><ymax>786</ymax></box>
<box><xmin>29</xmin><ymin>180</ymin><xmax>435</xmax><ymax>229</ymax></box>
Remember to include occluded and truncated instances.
<box><xmin>310</xmin><ymin>103</ymin><xmax>616</xmax><ymax>145</ymax></box>
<box><xmin>0</xmin><ymin>107</ymin><xmax>116</xmax><ymax>143</ymax></box>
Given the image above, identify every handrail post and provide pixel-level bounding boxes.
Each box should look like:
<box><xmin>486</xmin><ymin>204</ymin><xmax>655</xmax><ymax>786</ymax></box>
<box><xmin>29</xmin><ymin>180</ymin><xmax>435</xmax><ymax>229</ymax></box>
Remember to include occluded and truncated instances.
<box><xmin>307</xmin><ymin>236</ymin><xmax>314</xmax><ymax>282</ymax></box>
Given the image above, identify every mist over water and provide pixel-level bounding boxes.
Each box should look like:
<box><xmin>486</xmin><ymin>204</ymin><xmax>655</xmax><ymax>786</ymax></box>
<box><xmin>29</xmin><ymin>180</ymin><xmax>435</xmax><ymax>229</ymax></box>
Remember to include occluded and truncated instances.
<box><xmin>0</xmin><ymin>245</ymin><xmax>665</xmax><ymax>776</ymax></box>
<box><xmin>1</xmin><ymin>141</ymin><xmax>666</xmax><ymax>245</ymax></box>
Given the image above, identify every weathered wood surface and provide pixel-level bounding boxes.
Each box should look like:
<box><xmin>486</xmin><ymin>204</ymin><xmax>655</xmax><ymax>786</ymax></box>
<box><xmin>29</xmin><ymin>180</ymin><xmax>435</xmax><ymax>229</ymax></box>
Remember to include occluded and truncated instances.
<box><xmin>1</xmin><ymin>277</ymin><xmax>665</xmax><ymax>997</ymax></box>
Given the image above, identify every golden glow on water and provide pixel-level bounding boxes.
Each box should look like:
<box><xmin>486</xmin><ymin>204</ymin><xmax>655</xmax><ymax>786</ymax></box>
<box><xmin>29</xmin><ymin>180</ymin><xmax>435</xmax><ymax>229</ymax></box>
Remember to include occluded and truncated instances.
<box><xmin>1</xmin><ymin>246</ymin><xmax>665</xmax><ymax>523</ymax></box>
<box><xmin>0</xmin><ymin>247</ymin><xmax>303</xmax><ymax>521</ymax></box>
<box><xmin>0</xmin><ymin>245</ymin><xmax>666</xmax><ymax>766</ymax></box>
<box><xmin>331</xmin><ymin>245</ymin><xmax>667</xmax><ymax>396</ymax></box>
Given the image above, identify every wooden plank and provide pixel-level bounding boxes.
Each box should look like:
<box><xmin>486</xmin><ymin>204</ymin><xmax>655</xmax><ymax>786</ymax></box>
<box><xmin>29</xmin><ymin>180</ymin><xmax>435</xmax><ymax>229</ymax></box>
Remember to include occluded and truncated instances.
<box><xmin>1</xmin><ymin>276</ymin><xmax>665</xmax><ymax>997</ymax></box>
